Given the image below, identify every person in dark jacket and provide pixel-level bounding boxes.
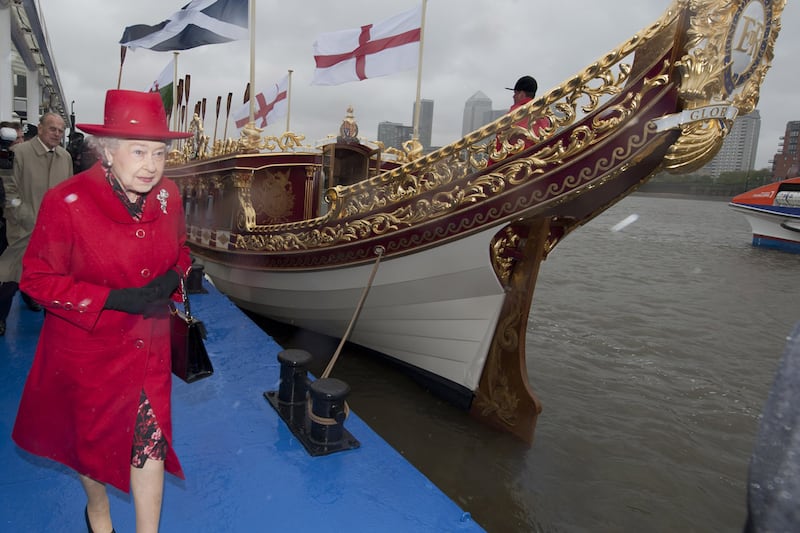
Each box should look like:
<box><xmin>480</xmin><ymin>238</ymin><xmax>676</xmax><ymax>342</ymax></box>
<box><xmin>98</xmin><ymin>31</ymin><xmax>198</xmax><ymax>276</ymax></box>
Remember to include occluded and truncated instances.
<box><xmin>0</xmin><ymin>113</ymin><xmax>73</xmax><ymax>335</ymax></box>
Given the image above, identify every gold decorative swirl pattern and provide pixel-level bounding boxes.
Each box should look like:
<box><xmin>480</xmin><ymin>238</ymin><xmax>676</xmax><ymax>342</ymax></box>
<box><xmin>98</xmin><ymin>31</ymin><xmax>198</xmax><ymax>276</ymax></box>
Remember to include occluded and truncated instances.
<box><xmin>664</xmin><ymin>0</ymin><xmax>785</xmax><ymax>171</ymax></box>
<box><xmin>231</xmin><ymin>120</ymin><xmax>660</xmax><ymax>253</ymax></box>
<box><xmin>226</xmin><ymin>58</ymin><xmax>670</xmax><ymax>254</ymax></box>
<box><xmin>172</xmin><ymin>0</ymin><xmax>784</xmax><ymax>258</ymax></box>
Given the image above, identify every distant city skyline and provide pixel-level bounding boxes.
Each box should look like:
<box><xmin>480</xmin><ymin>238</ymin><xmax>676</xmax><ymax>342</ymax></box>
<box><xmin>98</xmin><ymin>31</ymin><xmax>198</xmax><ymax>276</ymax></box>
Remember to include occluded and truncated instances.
<box><xmin>373</xmin><ymin>93</ymin><xmax>797</xmax><ymax>180</ymax></box>
<box><xmin>377</xmin><ymin>121</ymin><xmax>413</xmax><ymax>150</ymax></box>
<box><xmin>376</xmin><ymin>98</ymin><xmax>434</xmax><ymax>151</ymax></box>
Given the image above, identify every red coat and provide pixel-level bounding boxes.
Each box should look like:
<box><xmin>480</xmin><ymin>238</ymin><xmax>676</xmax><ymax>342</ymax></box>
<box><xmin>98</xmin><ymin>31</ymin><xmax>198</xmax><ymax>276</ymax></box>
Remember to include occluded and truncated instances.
<box><xmin>489</xmin><ymin>96</ymin><xmax>551</xmax><ymax>165</ymax></box>
<box><xmin>12</xmin><ymin>163</ymin><xmax>191</xmax><ymax>493</ymax></box>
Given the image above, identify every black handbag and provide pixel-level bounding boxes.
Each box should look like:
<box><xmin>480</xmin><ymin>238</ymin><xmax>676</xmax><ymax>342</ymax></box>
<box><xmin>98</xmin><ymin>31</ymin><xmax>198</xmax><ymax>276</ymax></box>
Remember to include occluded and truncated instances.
<box><xmin>170</xmin><ymin>277</ymin><xmax>213</xmax><ymax>383</ymax></box>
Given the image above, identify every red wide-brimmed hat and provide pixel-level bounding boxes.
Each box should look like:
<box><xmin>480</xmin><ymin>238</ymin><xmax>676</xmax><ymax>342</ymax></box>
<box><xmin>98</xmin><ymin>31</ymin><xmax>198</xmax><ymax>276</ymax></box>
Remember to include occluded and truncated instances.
<box><xmin>77</xmin><ymin>89</ymin><xmax>191</xmax><ymax>140</ymax></box>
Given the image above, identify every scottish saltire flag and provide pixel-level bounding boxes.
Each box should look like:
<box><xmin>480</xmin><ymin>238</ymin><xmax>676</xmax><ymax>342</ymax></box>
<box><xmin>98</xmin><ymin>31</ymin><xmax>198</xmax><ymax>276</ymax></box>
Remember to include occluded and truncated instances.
<box><xmin>120</xmin><ymin>0</ymin><xmax>248</xmax><ymax>51</ymax></box>
<box><xmin>232</xmin><ymin>75</ymin><xmax>289</xmax><ymax>132</ymax></box>
<box><xmin>311</xmin><ymin>5</ymin><xmax>422</xmax><ymax>86</ymax></box>
<box><xmin>147</xmin><ymin>58</ymin><xmax>175</xmax><ymax>114</ymax></box>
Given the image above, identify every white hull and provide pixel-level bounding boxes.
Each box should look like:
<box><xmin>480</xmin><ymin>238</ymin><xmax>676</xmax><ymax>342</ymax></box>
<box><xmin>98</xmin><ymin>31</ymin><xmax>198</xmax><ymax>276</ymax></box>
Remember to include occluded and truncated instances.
<box><xmin>729</xmin><ymin>205</ymin><xmax>800</xmax><ymax>244</ymax></box>
<box><xmin>193</xmin><ymin>225</ymin><xmax>507</xmax><ymax>392</ymax></box>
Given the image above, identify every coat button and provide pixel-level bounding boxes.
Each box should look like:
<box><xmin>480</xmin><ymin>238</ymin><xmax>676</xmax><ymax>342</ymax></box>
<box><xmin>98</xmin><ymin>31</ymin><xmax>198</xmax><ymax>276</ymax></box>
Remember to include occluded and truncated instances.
<box><xmin>135</xmin><ymin>229</ymin><xmax>146</xmax><ymax>238</ymax></box>
<box><xmin>135</xmin><ymin>339</ymin><xmax>145</xmax><ymax>349</ymax></box>
<box><xmin>63</xmin><ymin>302</ymin><xmax>73</xmax><ymax>310</ymax></box>
<box><xmin>141</xmin><ymin>268</ymin><xmax>151</xmax><ymax>278</ymax></box>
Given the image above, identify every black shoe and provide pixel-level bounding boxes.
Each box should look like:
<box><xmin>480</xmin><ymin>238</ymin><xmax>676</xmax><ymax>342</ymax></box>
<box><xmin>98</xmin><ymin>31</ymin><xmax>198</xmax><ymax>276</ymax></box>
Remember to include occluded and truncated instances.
<box><xmin>0</xmin><ymin>320</ymin><xmax>5</xmax><ymax>336</ymax></box>
<box><xmin>84</xmin><ymin>506</ymin><xmax>115</xmax><ymax>533</ymax></box>
<box><xmin>84</xmin><ymin>506</ymin><xmax>92</xmax><ymax>533</ymax></box>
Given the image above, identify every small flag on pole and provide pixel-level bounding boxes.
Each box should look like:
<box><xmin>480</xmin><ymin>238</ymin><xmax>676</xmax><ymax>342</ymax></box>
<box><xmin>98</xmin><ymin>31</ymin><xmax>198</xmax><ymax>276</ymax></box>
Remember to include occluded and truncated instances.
<box><xmin>231</xmin><ymin>75</ymin><xmax>290</xmax><ymax>132</ymax></box>
<box><xmin>147</xmin><ymin>58</ymin><xmax>175</xmax><ymax>115</ymax></box>
<box><xmin>120</xmin><ymin>0</ymin><xmax>248</xmax><ymax>52</ymax></box>
<box><xmin>311</xmin><ymin>5</ymin><xmax>422</xmax><ymax>86</ymax></box>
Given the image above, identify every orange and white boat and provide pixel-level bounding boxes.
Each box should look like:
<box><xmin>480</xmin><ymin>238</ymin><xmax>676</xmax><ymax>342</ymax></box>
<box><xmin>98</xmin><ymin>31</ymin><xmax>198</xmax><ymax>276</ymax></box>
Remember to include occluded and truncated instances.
<box><xmin>729</xmin><ymin>177</ymin><xmax>800</xmax><ymax>253</ymax></box>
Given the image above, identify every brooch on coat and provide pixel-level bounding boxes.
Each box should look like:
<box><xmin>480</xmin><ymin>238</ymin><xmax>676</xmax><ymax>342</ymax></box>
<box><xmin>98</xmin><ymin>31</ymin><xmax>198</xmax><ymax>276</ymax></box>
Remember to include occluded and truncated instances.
<box><xmin>157</xmin><ymin>189</ymin><xmax>169</xmax><ymax>214</ymax></box>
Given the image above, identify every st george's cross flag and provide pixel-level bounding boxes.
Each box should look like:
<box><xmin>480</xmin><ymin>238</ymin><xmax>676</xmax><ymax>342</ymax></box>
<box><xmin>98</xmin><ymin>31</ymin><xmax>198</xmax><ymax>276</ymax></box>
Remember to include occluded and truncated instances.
<box><xmin>120</xmin><ymin>0</ymin><xmax>248</xmax><ymax>52</ymax></box>
<box><xmin>311</xmin><ymin>5</ymin><xmax>422</xmax><ymax>86</ymax></box>
<box><xmin>231</xmin><ymin>75</ymin><xmax>290</xmax><ymax>132</ymax></box>
<box><xmin>146</xmin><ymin>58</ymin><xmax>175</xmax><ymax>114</ymax></box>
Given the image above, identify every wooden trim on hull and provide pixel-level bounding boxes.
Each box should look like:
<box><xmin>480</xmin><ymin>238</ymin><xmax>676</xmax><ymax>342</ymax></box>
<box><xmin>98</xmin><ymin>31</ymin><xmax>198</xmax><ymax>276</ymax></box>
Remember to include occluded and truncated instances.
<box><xmin>470</xmin><ymin>218</ymin><xmax>551</xmax><ymax>443</ymax></box>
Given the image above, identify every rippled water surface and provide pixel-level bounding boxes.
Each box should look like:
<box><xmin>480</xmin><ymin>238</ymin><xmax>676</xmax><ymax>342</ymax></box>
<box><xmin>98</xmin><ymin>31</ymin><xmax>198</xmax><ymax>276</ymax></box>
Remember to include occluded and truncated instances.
<box><xmin>255</xmin><ymin>194</ymin><xmax>799</xmax><ymax>533</ymax></box>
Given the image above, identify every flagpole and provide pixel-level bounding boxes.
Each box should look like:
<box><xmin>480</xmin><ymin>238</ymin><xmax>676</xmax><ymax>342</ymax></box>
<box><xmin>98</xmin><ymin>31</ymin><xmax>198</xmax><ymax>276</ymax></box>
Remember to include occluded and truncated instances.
<box><xmin>117</xmin><ymin>46</ymin><xmax>127</xmax><ymax>90</ymax></box>
<box><xmin>172</xmin><ymin>52</ymin><xmax>179</xmax><ymax>130</ymax></box>
<box><xmin>248</xmin><ymin>0</ymin><xmax>256</xmax><ymax>124</ymax></box>
<box><xmin>285</xmin><ymin>69</ymin><xmax>293</xmax><ymax>132</ymax></box>
<box><xmin>412</xmin><ymin>0</ymin><xmax>428</xmax><ymax>145</ymax></box>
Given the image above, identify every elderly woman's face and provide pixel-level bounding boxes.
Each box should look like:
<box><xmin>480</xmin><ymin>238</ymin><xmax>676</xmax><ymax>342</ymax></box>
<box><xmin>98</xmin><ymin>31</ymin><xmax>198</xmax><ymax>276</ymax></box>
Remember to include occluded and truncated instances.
<box><xmin>105</xmin><ymin>140</ymin><xmax>167</xmax><ymax>200</ymax></box>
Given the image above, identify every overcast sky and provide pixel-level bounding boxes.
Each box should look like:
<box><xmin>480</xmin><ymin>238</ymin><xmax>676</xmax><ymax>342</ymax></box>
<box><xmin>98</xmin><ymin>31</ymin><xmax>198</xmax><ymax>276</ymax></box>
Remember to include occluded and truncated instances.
<box><xmin>41</xmin><ymin>0</ymin><xmax>798</xmax><ymax>170</ymax></box>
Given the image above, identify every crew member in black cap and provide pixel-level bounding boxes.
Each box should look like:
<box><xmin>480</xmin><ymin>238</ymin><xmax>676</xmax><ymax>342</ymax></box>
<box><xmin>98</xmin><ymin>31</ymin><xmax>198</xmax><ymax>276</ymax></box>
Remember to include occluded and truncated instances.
<box><xmin>507</xmin><ymin>75</ymin><xmax>539</xmax><ymax>106</ymax></box>
<box><xmin>490</xmin><ymin>75</ymin><xmax>551</xmax><ymax>164</ymax></box>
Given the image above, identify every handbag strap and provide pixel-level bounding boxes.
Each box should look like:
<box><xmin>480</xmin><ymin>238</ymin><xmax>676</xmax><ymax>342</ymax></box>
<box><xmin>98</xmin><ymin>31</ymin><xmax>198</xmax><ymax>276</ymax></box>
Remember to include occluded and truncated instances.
<box><xmin>180</xmin><ymin>275</ymin><xmax>193</xmax><ymax>318</ymax></box>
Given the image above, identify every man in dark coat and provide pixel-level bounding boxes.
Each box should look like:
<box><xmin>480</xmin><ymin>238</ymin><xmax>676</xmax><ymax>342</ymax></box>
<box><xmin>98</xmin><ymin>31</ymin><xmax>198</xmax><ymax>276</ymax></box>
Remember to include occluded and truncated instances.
<box><xmin>0</xmin><ymin>112</ymin><xmax>72</xmax><ymax>335</ymax></box>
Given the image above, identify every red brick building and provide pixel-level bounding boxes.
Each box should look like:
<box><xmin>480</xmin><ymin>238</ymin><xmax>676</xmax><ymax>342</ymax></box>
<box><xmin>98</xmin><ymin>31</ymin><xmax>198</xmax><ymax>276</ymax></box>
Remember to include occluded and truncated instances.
<box><xmin>772</xmin><ymin>121</ymin><xmax>800</xmax><ymax>179</ymax></box>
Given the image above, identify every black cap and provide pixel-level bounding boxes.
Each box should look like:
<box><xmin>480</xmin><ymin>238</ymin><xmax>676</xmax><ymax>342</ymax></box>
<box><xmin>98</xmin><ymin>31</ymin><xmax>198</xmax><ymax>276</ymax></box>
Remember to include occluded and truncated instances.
<box><xmin>506</xmin><ymin>75</ymin><xmax>538</xmax><ymax>95</ymax></box>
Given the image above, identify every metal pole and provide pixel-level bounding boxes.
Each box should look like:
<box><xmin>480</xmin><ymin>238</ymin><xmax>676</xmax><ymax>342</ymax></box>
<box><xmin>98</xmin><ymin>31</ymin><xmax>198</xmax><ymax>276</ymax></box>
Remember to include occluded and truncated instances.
<box><xmin>285</xmin><ymin>69</ymin><xmax>293</xmax><ymax>132</ymax></box>
<box><xmin>248</xmin><ymin>0</ymin><xmax>256</xmax><ymax>124</ymax></box>
<box><xmin>412</xmin><ymin>0</ymin><xmax>427</xmax><ymax>143</ymax></box>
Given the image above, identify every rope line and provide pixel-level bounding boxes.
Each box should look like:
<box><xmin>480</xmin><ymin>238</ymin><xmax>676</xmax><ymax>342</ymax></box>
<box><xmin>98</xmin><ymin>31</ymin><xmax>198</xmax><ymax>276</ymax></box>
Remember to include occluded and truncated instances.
<box><xmin>306</xmin><ymin>396</ymin><xmax>350</xmax><ymax>426</ymax></box>
<box><xmin>321</xmin><ymin>245</ymin><xmax>385</xmax><ymax>379</ymax></box>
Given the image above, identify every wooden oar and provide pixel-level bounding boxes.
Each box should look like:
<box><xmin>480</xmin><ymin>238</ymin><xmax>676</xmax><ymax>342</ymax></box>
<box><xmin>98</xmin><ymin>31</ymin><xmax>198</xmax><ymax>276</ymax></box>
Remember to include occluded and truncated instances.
<box><xmin>213</xmin><ymin>95</ymin><xmax>221</xmax><ymax>145</ymax></box>
<box><xmin>176</xmin><ymin>78</ymin><xmax>184</xmax><ymax>132</ymax></box>
<box><xmin>201</xmin><ymin>97</ymin><xmax>207</xmax><ymax>124</ymax></box>
<box><xmin>180</xmin><ymin>105</ymin><xmax>186</xmax><ymax>136</ymax></box>
<box><xmin>222</xmin><ymin>92</ymin><xmax>232</xmax><ymax>140</ymax></box>
<box><xmin>183</xmin><ymin>74</ymin><xmax>191</xmax><ymax>132</ymax></box>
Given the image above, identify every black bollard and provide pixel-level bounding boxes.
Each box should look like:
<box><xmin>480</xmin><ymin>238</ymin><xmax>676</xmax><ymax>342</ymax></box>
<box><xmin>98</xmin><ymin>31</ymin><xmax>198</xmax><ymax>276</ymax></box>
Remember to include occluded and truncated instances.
<box><xmin>265</xmin><ymin>356</ymin><xmax>360</xmax><ymax>456</ymax></box>
<box><xmin>308</xmin><ymin>378</ymin><xmax>350</xmax><ymax>447</ymax></box>
<box><xmin>276</xmin><ymin>349</ymin><xmax>312</xmax><ymax>405</ymax></box>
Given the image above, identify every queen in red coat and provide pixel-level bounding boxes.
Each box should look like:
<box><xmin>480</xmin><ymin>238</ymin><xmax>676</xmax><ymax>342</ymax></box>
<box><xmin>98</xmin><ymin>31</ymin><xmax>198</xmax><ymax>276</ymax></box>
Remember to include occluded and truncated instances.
<box><xmin>12</xmin><ymin>89</ymin><xmax>193</xmax><ymax>533</ymax></box>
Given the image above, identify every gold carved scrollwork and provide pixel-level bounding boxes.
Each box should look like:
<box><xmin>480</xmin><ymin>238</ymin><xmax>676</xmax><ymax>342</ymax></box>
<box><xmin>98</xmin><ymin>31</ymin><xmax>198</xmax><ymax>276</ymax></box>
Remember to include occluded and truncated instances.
<box><xmin>224</xmin><ymin>37</ymin><xmax>670</xmax><ymax>253</ymax></box>
<box><xmin>166</xmin><ymin>119</ymin><xmax>312</xmax><ymax>163</ymax></box>
<box><xmin>232</xmin><ymin>171</ymin><xmax>256</xmax><ymax>231</ymax></box>
<box><xmin>490</xmin><ymin>226</ymin><xmax>522</xmax><ymax>288</ymax></box>
<box><xmin>239</xmin><ymin>122</ymin><xmax>264</xmax><ymax>154</ymax></box>
<box><xmin>177</xmin><ymin>1</ymin><xmax>784</xmax><ymax>258</ymax></box>
<box><xmin>663</xmin><ymin>0</ymin><xmax>784</xmax><ymax>172</ymax></box>
<box><xmin>250</xmin><ymin>169</ymin><xmax>295</xmax><ymax>224</ymax></box>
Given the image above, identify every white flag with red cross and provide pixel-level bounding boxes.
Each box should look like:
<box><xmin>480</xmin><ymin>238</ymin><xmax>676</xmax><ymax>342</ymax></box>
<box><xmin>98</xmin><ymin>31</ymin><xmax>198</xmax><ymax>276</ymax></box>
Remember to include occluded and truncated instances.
<box><xmin>311</xmin><ymin>5</ymin><xmax>422</xmax><ymax>86</ymax></box>
<box><xmin>231</xmin><ymin>75</ymin><xmax>289</xmax><ymax>132</ymax></box>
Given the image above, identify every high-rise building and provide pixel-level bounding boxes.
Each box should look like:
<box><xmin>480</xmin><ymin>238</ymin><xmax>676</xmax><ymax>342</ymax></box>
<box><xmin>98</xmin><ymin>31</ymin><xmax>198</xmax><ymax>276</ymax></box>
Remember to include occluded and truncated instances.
<box><xmin>462</xmin><ymin>91</ymin><xmax>493</xmax><ymax>136</ymax></box>
<box><xmin>698</xmin><ymin>110</ymin><xmax>761</xmax><ymax>177</ymax></box>
<box><xmin>772</xmin><ymin>120</ymin><xmax>800</xmax><ymax>180</ymax></box>
<box><xmin>485</xmin><ymin>109</ymin><xmax>506</xmax><ymax>124</ymax></box>
<box><xmin>377</xmin><ymin>121</ymin><xmax>414</xmax><ymax>150</ymax></box>
<box><xmin>412</xmin><ymin>99</ymin><xmax>434</xmax><ymax>150</ymax></box>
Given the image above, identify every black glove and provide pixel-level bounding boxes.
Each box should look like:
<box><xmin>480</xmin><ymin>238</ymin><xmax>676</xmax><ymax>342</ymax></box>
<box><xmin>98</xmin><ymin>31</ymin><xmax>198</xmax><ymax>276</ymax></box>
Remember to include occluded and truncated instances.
<box><xmin>104</xmin><ymin>286</ymin><xmax>164</xmax><ymax>315</ymax></box>
<box><xmin>144</xmin><ymin>270</ymin><xmax>181</xmax><ymax>299</ymax></box>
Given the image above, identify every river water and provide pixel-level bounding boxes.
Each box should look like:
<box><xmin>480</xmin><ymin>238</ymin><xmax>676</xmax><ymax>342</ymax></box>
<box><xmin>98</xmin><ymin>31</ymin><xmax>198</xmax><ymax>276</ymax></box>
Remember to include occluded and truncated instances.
<box><xmin>253</xmin><ymin>194</ymin><xmax>799</xmax><ymax>533</ymax></box>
